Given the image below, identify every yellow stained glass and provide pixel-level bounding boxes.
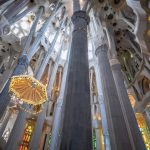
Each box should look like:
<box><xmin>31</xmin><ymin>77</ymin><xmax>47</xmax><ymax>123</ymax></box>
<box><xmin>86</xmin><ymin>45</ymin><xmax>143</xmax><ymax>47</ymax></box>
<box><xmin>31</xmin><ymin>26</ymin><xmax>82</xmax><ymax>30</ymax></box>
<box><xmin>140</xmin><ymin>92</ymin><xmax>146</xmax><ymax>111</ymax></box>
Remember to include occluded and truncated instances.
<box><xmin>136</xmin><ymin>113</ymin><xmax>150</xmax><ymax>149</ymax></box>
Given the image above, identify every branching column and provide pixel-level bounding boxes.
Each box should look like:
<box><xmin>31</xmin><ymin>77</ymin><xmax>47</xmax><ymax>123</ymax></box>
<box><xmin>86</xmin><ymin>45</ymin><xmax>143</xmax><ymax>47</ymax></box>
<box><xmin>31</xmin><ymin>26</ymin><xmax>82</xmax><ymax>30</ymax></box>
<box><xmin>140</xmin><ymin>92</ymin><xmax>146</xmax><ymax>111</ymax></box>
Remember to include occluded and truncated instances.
<box><xmin>96</xmin><ymin>44</ymin><xmax>132</xmax><ymax>150</ymax></box>
<box><xmin>0</xmin><ymin>0</ymin><xmax>31</xmax><ymax>36</ymax></box>
<box><xmin>60</xmin><ymin>11</ymin><xmax>92</xmax><ymax>150</ymax></box>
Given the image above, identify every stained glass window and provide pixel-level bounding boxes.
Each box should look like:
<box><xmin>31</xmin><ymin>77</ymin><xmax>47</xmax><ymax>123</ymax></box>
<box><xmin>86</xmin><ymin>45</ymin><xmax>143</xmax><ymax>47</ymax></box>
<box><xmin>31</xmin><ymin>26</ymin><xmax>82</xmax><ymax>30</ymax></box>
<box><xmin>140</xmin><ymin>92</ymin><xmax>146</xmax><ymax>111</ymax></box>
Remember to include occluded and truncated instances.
<box><xmin>136</xmin><ymin>113</ymin><xmax>150</xmax><ymax>150</ymax></box>
<box><xmin>19</xmin><ymin>120</ymin><xmax>35</xmax><ymax>150</ymax></box>
<box><xmin>92</xmin><ymin>129</ymin><xmax>97</xmax><ymax>150</ymax></box>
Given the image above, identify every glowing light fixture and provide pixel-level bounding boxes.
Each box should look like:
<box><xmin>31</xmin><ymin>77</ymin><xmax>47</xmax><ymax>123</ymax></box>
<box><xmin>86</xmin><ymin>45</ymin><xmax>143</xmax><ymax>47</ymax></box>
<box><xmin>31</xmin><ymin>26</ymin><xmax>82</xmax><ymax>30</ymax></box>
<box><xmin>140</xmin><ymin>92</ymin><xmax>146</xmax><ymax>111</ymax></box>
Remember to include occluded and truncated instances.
<box><xmin>9</xmin><ymin>75</ymin><xmax>48</xmax><ymax>114</ymax></box>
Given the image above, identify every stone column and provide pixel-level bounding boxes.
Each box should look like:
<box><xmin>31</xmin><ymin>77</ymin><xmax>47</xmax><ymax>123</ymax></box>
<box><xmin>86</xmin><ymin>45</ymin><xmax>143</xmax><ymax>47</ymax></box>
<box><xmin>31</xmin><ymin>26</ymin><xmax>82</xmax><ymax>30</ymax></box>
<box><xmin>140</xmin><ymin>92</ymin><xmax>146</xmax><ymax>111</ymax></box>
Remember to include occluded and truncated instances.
<box><xmin>60</xmin><ymin>11</ymin><xmax>92</xmax><ymax>150</ymax></box>
<box><xmin>5</xmin><ymin>105</ymin><xmax>28</xmax><ymax>150</ymax></box>
<box><xmin>0</xmin><ymin>108</ymin><xmax>11</xmax><ymax>137</ymax></box>
<box><xmin>9</xmin><ymin>4</ymin><xmax>36</xmax><ymax>25</ymax></box>
<box><xmin>110</xmin><ymin>58</ymin><xmax>146</xmax><ymax>150</ymax></box>
<box><xmin>0</xmin><ymin>55</ymin><xmax>29</xmax><ymax>119</ymax></box>
<box><xmin>0</xmin><ymin>0</ymin><xmax>30</xmax><ymax>36</ymax></box>
<box><xmin>94</xmin><ymin>63</ymin><xmax>111</xmax><ymax>150</ymax></box>
<box><xmin>4</xmin><ymin>0</ymin><xmax>30</xmax><ymax>20</ymax></box>
<box><xmin>96</xmin><ymin>44</ymin><xmax>132</xmax><ymax>150</ymax></box>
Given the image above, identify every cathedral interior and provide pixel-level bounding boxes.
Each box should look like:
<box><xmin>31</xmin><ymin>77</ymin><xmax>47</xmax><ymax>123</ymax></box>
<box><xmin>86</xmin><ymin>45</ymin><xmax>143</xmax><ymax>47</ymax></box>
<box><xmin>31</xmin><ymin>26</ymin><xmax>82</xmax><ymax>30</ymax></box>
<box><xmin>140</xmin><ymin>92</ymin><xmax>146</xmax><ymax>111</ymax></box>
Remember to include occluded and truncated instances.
<box><xmin>0</xmin><ymin>0</ymin><xmax>150</xmax><ymax>150</ymax></box>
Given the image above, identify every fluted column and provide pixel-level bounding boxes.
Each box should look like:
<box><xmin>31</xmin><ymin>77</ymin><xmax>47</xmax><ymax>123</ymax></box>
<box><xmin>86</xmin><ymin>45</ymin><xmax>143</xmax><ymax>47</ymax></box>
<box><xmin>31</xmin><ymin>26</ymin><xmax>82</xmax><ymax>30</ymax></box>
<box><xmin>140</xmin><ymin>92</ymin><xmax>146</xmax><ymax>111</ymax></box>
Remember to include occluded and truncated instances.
<box><xmin>96</xmin><ymin>44</ymin><xmax>132</xmax><ymax>150</ymax></box>
<box><xmin>94</xmin><ymin>62</ymin><xmax>111</xmax><ymax>150</ymax></box>
<box><xmin>110</xmin><ymin>58</ymin><xmax>146</xmax><ymax>150</ymax></box>
<box><xmin>60</xmin><ymin>11</ymin><xmax>92</xmax><ymax>150</ymax></box>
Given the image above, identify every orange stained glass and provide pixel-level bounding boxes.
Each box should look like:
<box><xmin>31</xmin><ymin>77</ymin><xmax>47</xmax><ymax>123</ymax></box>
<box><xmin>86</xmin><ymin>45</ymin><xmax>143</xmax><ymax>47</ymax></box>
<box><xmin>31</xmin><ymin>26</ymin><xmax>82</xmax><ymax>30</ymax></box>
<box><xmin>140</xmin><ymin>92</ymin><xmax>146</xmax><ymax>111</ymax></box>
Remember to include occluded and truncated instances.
<box><xmin>128</xmin><ymin>94</ymin><xmax>136</xmax><ymax>108</ymax></box>
<box><xmin>136</xmin><ymin>113</ymin><xmax>150</xmax><ymax>150</ymax></box>
<box><xmin>20</xmin><ymin>120</ymin><xmax>35</xmax><ymax>150</ymax></box>
<box><xmin>9</xmin><ymin>75</ymin><xmax>48</xmax><ymax>105</ymax></box>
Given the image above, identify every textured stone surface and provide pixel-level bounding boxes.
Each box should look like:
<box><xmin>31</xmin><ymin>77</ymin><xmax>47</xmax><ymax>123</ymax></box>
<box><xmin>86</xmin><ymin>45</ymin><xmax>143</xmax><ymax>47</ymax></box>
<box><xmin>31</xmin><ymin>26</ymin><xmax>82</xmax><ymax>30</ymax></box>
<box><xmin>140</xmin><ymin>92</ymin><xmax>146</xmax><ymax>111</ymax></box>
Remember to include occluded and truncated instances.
<box><xmin>111</xmin><ymin>62</ymin><xmax>146</xmax><ymax>150</ymax></box>
<box><xmin>5</xmin><ymin>108</ymin><xmax>28</xmax><ymax>150</ymax></box>
<box><xmin>60</xmin><ymin>11</ymin><xmax>92</xmax><ymax>150</ymax></box>
<box><xmin>96</xmin><ymin>44</ymin><xmax>132</xmax><ymax>150</ymax></box>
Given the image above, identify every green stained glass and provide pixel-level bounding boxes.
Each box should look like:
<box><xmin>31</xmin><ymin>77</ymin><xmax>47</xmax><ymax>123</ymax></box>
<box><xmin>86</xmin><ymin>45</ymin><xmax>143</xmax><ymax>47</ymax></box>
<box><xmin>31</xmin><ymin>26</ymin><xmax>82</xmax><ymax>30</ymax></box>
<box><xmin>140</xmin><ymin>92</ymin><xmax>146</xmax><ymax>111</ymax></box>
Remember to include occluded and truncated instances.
<box><xmin>92</xmin><ymin>129</ymin><xmax>97</xmax><ymax>150</ymax></box>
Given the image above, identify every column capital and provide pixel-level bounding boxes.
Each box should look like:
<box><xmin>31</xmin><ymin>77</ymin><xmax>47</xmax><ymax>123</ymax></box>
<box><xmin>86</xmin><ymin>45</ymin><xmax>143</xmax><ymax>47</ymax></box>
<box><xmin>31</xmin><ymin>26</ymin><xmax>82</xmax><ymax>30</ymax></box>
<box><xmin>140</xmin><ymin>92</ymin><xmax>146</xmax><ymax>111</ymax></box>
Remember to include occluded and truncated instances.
<box><xmin>109</xmin><ymin>58</ymin><xmax>120</xmax><ymax>66</ymax></box>
<box><xmin>71</xmin><ymin>11</ymin><xmax>90</xmax><ymax>25</ymax></box>
<box><xmin>95</xmin><ymin>44</ymin><xmax>108</xmax><ymax>56</ymax></box>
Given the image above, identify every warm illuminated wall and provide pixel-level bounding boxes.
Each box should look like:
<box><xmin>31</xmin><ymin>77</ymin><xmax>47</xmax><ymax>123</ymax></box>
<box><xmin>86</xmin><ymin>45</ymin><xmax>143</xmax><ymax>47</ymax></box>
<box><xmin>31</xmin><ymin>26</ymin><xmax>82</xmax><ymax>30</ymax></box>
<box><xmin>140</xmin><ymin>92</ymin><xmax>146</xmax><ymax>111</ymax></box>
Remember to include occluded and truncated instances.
<box><xmin>136</xmin><ymin>113</ymin><xmax>150</xmax><ymax>150</ymax></box>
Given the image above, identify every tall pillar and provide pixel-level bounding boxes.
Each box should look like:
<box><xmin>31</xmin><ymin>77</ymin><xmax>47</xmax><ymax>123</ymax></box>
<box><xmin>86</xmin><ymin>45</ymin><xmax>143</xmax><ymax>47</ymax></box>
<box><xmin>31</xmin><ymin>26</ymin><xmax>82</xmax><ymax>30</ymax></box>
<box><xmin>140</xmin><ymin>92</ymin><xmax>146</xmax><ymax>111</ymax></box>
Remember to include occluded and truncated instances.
<box><xmin>0</xmin><ymin>108</ymin><xmax>11</xmax><ymax>137</ymax></box>
<box><xmin>96</xmin><ymin>44</ymin><xmax>132</xmax><ymax>150</ymax></box>
<box><xmin>110</xmin><ymin>58</ymin><xmax>146</xmax><ymax>150</ymax></box>
<box><xmin>94</xmin><ymin>63</ymin><xmax>111</xmax><ymax>150</ymax></box>
<box><xmin>0</xmin><ymin>55</ymin><xmax>29</xmax><ymax>119</ymax></box>
<box><xmin>5</xmin><ymin>106</ymin><xmax>28</xmax><ymax>150</ymax></box>
<box><xmin>60</xmin><ymin>11</ymin><xmax>92</xmax><ymax>150</ymax></box>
